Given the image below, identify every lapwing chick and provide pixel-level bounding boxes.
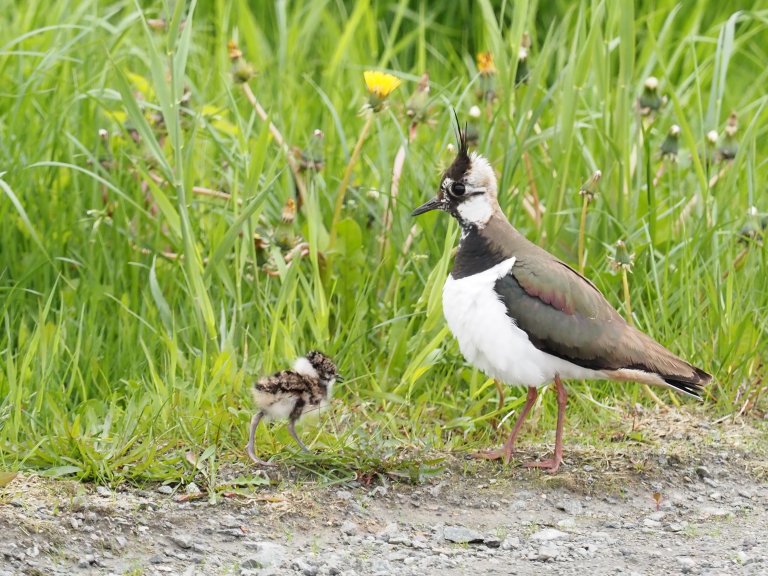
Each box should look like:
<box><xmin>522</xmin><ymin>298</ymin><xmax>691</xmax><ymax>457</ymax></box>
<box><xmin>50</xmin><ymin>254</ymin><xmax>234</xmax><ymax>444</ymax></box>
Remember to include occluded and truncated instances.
<box><xmin>412</xmin><ymin>115</ymin><xmax>711</xmax><ymax>473</ymax></box>
<box><xmin>246</xmin><ymin>351</ymin><xmax>341</xmax><ymax>466</ymax></box>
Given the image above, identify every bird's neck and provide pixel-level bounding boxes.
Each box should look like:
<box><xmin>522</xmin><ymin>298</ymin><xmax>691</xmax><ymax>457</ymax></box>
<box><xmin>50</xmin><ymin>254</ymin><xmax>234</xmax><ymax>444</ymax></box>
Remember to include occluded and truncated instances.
<box><xmin>452</xmin><ymin>213</ymin><xmax>524</xmax><ymax>279</ymax></box>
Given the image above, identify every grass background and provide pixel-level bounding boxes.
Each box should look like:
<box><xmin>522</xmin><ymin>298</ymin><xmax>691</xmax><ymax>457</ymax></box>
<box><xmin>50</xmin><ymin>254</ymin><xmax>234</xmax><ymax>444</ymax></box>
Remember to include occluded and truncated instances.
<box><xmin>1</xmin><ymin>0</ymin><xmax>766</xmax><ymax>487</ymax></box>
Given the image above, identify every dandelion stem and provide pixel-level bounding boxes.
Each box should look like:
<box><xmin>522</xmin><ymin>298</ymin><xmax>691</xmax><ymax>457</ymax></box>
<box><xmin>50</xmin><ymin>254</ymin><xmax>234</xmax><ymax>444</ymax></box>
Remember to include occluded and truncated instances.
<box><xmin>330</xmin><ymin>112</ymin><xmax>374</xmax><ymax>246</ymax></box>
<box><xmin>241</xmin><ymin>83</ymin><xmax>307</xmax><ymax>210</ymax></box>
<box><xmin>380</xmin><ymin>141</ymin><xmax>407</xmax><ymax>259</ymax></box>
<box><xmin>621</xmin><ymin>268</ymin><xmax>633</xmax><ymax>325</ymax></box>
<box><xmin>578</xmin><ymin>195</ymin><xmax>589</xmax><ymax>274</ymax></box>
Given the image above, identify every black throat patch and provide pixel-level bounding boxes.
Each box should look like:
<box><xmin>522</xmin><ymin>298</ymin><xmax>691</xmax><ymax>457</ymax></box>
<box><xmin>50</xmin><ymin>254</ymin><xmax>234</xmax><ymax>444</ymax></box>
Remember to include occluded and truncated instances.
<box><xmin>452</xmin><ymin>225</ymin><xmax>509</xmax><ymax>279</ymax></box>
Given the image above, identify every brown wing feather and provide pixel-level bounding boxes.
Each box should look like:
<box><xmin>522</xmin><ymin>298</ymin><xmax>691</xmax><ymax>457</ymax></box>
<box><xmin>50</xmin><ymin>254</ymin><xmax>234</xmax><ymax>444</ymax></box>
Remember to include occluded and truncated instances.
<box><xmin>495</xmin><ymin>256</ymin><xmax>710</xmax><ymax>394</ymax></box>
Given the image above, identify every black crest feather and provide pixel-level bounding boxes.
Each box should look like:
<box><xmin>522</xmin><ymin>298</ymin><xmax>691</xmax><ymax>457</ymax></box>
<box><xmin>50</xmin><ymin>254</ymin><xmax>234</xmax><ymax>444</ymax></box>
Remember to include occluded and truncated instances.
<box><xmin>445</xmin><ymin>108</ymin><xmax>471</xmax><ymax>182</ymax></box>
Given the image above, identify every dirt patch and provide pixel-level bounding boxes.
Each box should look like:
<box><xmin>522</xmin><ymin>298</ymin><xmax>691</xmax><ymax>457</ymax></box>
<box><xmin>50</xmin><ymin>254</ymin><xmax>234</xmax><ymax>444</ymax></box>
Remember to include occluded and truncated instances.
<box><xmin>1</xmin><ymin>410</ymin><xmax>766</xmax><ymax>575</ymax></box>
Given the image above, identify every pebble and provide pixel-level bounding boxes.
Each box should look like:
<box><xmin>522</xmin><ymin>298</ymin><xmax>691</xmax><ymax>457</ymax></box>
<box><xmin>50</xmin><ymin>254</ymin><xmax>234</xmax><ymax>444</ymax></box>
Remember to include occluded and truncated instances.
<box><xmin>557</xmin><ymin>518</ymin><xmax>575</xmax><ymax>528</ymax></box>
<box><xmin>668</xmin><ymin>522</ymin><xmax>687</xmax><ymax>532</ymax></box>
<box><xmin>292</xmin><ymin>558</ymin><xmax>318</xmax><ymax>575</ymax></box>
<box><xmin>376</xmin><ymin>522</ymin><xmax>400</xmax><ymax>542</ymax></box>
<box><xmin>77</xmin><ymin>554</ymin><xmax>95</xmax><ymax>568</ymax></box>
<box><xmin>557</xmin><ymin>500</ymin><xmax>583</xmax><ymax>515</ymax></box>
<box><xmin>530</xmin><ymin>528</ymin><xmax>568</xmax><ymax>541</ymax></box>
<box><xmin>643</xmin><ymin>519</ymin><xmax>662</xmax><ymax>528</ymax></box>
<box><xmin>695</xmin><ymin>466</ymin><xmax>711</xmax><ymax>479</ymax></box>
<box><xmin>185</xmin><ymin>482</ymin><xmax>201</xmax><ymax>495</ymax></box>
<box><xmin>243</xmin><ymin>542</ymin><xmax>286</xmax><ymax>568</ymax></box>
<box><xmin>700</xmin><ymin>506</ymin><xmax>730</xmax><ymax>518</ymax></box>
<box><xmin>443</xmin><ymin>526</ymin><xmax>484</xmax><ymax>544</ymax></box>
<box><xmin>647</xmin><ymin>511</ymin><xmax>665</xmax><ymax>521</ymax></box>
<box><xmin>483</xmin><ymin>536</ymin><xmax>502</xmax><ymax>548</ymax></box>
<box><xmin>96</xmin><ymin>486</ymin><xmax>111</xmax><ymax>498</ymax></box>
<box><xmin>537</xmin><ymin>544</ymin><xmax>559</xmax><ymax>560</ymax></box>
<box><xmin>677</xmin><ymin>556</ymin><xmax>695</xmax><ymax>572</ymax></box>
<box><xmin>737</xmin><ymin>550</ymin><xmax>750</xmax><ymax>564</ymax></box>
<box><xmin>335</xmin><ymin>490</ymin><xmax>353</xmax><ymax>501</ymax></box>
<box><xmin>157</xmin><ymin>485</ymin><xmax>174</xmax><ymax>495</ymax></box>
<box><xmin>170</xmin><ymin>534</ymin><xmax>193</xmax><ymax>550</ymax></box>
<box><xmin>737</xmin><ymin>488</ymin><xmax>753</xmax><ymax>499</ymax></box>
<box><xmin>501</xmin><ymin>536</ymin><xmax>521</xmax><ymax>550</ymax></box>
<box><xmin>340</xmin><ymin>520</ymin><xmax>358</xmax><ymax>536</ymax></box>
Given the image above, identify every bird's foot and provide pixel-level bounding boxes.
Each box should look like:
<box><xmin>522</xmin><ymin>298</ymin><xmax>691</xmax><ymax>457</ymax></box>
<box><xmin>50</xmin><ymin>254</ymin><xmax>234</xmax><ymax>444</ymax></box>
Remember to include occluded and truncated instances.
<box><xmin>470</xmin><ymin>447</ymin><xmax>513</xmax><ymax>464</ymax></box>
<box><xmin>246</xmin><ymin>445</ymin><xmax>277</xmax><ymax>467</ymax></box>
<box><xmin>523</xmin><ymin>457</ymin><xmax>562</xmax><ymax>474</ymax></box>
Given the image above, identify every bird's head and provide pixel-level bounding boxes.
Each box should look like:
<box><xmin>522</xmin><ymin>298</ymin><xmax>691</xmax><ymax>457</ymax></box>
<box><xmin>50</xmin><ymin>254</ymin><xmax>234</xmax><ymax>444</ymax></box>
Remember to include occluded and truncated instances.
<box><xmin>412</xmin><ymin>112</ymin><xmax>498</xmax><ymax>229</ymax></box>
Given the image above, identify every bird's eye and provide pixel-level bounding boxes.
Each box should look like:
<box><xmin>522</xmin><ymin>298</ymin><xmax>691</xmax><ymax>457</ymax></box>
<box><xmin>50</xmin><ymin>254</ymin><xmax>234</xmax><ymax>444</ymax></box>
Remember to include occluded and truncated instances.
<box><xmin>452</xmin><ymin>182</ymin><xmax>466</xmax><ymax>196</ymax></box>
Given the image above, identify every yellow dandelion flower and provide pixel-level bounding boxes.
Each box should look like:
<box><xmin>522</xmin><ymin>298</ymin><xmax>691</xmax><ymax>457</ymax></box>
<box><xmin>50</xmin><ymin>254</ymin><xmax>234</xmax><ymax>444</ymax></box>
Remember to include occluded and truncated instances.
<box><xmin>477</xmin><ymin>52</ymin><xmax>496</xmax><ymax>75</ymax></box>
<box><xmin>364</xmin><ymin>71</ymin><xmax>401</xmax><ymax>111</ymax></box>
<box><xmin>364</xmin><ymin>71</ymin><xmax>401</xmax><ymax>98</ymax></box>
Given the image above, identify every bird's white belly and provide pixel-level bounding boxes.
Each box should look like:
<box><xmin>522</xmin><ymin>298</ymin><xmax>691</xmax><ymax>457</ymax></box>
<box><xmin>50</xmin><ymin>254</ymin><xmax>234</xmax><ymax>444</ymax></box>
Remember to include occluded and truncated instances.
<box><xmin>442</xmin><ymin>257</ymin><xmax>604</xmax><ymax>388</ymax></box>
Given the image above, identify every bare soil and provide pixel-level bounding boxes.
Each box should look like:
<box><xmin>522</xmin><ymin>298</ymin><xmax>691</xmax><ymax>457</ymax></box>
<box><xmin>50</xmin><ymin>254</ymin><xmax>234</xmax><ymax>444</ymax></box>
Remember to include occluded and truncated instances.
<box><xmin>1</xmin><ymin>409</ymin><xmax>767</xmax><ymax>576</ymax></box>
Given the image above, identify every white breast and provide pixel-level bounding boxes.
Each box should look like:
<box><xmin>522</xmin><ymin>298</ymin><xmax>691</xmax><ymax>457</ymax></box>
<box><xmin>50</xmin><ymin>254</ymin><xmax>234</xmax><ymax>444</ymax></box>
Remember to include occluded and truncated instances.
<box><xmin>442</xmin><ymin>257</ymin><xmax>605</xmax><ymax>388</ymax></box>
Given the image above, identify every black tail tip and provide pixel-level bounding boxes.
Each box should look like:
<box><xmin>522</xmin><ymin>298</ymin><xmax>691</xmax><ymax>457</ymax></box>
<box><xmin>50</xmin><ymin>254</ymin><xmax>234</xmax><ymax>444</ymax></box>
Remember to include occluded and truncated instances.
<box><xmin>664</xmin><ymin>367</ymin><xmax>712</xmax><ymax>400</ymax></box>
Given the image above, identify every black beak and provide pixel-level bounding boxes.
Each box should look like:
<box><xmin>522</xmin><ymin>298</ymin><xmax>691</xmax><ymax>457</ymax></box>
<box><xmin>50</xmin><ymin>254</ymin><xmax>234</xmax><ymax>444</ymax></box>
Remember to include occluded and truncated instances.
<box><xmin>411</xmin><ymin>196</ymin><xmax>443</xmax><ymax>217</ymax></box>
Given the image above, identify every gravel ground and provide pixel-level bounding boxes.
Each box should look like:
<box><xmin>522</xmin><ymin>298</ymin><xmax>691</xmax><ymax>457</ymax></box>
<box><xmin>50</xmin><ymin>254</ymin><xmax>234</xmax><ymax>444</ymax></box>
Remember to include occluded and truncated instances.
<box><xmin>1</xmin><ymin>410</ymin><xmax>766</xmax><ymax>576</ymax></box>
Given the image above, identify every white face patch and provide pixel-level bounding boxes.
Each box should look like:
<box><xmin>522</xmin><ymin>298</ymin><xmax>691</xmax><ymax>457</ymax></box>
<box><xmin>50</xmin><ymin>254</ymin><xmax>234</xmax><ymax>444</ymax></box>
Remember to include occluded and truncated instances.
<box><xmin>456</xmin><ymin>194</ymin><xmax>493</xmax><ymax>227</ymax></box>
<box><xmin>292</xmin><ymin>357</ymin><xmax>318</xmax><ymax>378</ymax></box>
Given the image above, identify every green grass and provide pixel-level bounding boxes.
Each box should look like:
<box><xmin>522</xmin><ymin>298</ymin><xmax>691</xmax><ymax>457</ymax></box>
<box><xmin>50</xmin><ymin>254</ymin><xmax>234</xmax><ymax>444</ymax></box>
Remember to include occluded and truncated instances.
<box><xmin>1</xmin><ymin>0</ymin><xmax>767</xmax><ymax>486</ymax></box>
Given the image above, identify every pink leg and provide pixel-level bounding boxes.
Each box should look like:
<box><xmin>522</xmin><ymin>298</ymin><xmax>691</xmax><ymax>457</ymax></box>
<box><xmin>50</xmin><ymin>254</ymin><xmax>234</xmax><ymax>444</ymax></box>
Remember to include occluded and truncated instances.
<box><xmin>473</xmin><ymin>386</ymin><xmax>538</xmax><ymax>464</ymax></box>
<box><xmin>524</xmin><ymin>375</ymin><xmax>567</xmax><ymax>473</ymax></box>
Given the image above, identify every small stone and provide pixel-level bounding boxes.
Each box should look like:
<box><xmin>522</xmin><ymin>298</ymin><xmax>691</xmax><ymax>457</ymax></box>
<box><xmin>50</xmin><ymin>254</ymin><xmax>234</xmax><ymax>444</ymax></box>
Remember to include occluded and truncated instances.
<box><xmin>557</xmin><ymin>518</ymin><xmax>575</xmax><ymax>528</ymax></box>
<box><xmin>157</xmin><ymin>485</ymin><xmax>174</xmax><ymax>495</ymax></box>
<box><xmin>700</xmin><ymin>506</ymin><xmax>730</xmax><ymax>518</ymax></box>
<box><xmin>643</xmin><ymin>519</ymin><xmax>662</xmax><ymax>528</ymax></box>
<box><xmin>69</xmin><ymin>518</ymin><xmax>80</xmax><ymax>530</ymax></box>
<box><xmin>530</xmin><ymin>528</ymin><xmax>568</xmax><ymax>541</ymax></box>
<box><xmin>501</xmin><ymin>536</ymin><xmax>520</xmax><ymax>550</ymax></box>
<box><xmin>240</xmin><ymin>558</ymin><xmax>262</xmax><ymax>570</ymax></box>
<box><xmin>340</xmin><ymin>520</ymin><xmax>358</xmax><ymax>536</ymax></box>
<box><xmin>292</xmin><ymin>558</ymin><xmax>318</xmax><ymax>576</ymax></box>
<box><xmin>185</xmin><ymin>482</ymin><xmax>201</xmax><ymax>495</ymax></box>
<box><xmin>737</xmin><ymin>550</ymin><xmax>750</xmax><ymax>564</ymax></box>
<box><xmin>556</xmin><ymin>500</ymin><xmax>583</xmax><ymax>515</ymax></box>
<box><xmin>737</xmin><ymin>488</ymin><xmax>753</xmax><ymax>499</ymax></box>
<box><xmin>335</xmin><ymin>490</ymin><xmax>352</xmax><ymax>501</ymax></box>
<box><xmin>647</xmin><ymin>511</ymin><xmax>665</xmax><ymax>522</ymax></box>
<box><xmin>243</xmin><ymin>542</ymin><xmax>286</xmax><ymax>568</ymax></box>
<box><xmin>377</xmin><ymin>522</ymin><xmax>400</xmax><ymax>542</ymax></box>
<box><xmin>443</xmin><ymin>526</ymin><xmax>484</xmax><ymax>544</ymax></box>
<box><xmin>96</xmin><ymin>486</ymin><xmax>111</xmax><ymax>498</ymax></box>
<box><xmin>370</xmin><ymin>486</ymin><xmax>388</xmax><ymax>498</ymax></box>
<box><xmin>677</xmin><ymin>556</ymin><xmax>695</xmax><ymax>572</ymax></box>
<box><xmin>537</xmin><ymin>544</ymin><xmax>559</xmax><ymax>560</ymax></box>
<box><xmin>78</xmin><ymin>554</ymin><xmax>95</xmax><ymax>568</ymax></box>
<box><xmin>115</xmin><ymin>535</ymin><xmax>128</xmax><ymax>549</ymax></box>
<box><xmin>695</xmin><ymin>466</ymin><xmax>711</xmax><ymax>479</ymax></box>
<box><xmin>483</xmin><ymin>536</ymin><xmax>502</xmax><ymax>548</ymax></box>
<box><xmin>170</xmin><ymin>534</ymin><xmax>193</xmax><ymax>549</ymax></box>
<box><xmin>371</xmin><ymin>558</ymin><xmax>392</xmax><ymax>573</ymax></box>
<box><xmin>668</xmin><ymin>522</ymin><xmax>686</xmax><ymax>532</ymax></box>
